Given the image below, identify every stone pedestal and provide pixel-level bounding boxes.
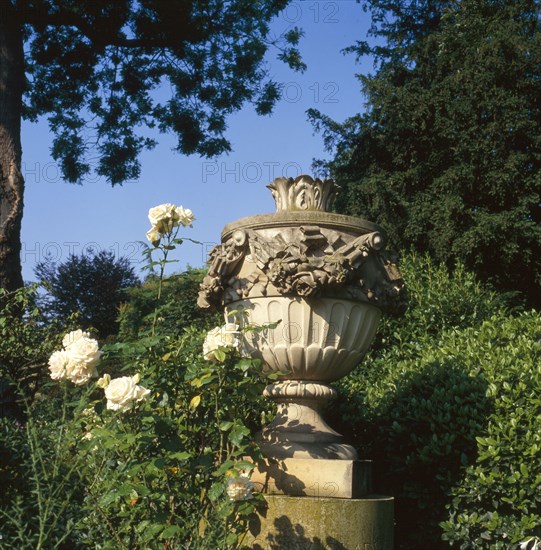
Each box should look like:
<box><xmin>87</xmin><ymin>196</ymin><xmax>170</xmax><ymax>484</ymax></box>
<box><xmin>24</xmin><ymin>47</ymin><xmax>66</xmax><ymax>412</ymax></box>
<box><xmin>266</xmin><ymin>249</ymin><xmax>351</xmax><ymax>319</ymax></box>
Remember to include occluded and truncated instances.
<box><xmin>245</xmin><ymin>495</ymin><xmax>394</xmax><ymax>550</ymax></box>
<box><xmin>198</xmin><ymin>176</ymin><xmax>403</xmax><ymax>548</ymax></box>
<box><xmin>250</xmin><ymin>458</ymin><xmax>373</xmax><ymax>499</ymax></box>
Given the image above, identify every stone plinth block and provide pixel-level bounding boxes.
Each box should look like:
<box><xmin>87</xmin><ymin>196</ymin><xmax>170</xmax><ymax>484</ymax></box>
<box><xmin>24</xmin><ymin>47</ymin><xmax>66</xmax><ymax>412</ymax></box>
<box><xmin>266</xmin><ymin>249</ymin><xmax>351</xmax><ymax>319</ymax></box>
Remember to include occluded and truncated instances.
<box><xmin>250</xmin><ymin>459</ymin><xmax>372</xmax><ymax>499</ymax></box>
<box><xmin>246</xmin><ymin>494</ymin><xmax>394</xmax><ymax>550</ymax></box>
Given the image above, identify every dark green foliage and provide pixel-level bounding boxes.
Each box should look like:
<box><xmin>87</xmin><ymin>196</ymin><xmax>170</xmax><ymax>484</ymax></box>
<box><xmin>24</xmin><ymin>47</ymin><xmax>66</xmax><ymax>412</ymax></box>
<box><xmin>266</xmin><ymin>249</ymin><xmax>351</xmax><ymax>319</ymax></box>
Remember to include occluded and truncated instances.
<box><xmin>310</xmin><ymin>0</ymin><xmax>541</xmax><ymax>308</ymax></box>
<box><xmin>0</xmin><ymin>288</ymin><xmax>86</xmax><ymax>547</ymax></box>
<box><xmin>333</xmin><ymin>253</ymin><xmax>541</xmax><ymax>548</ymax></box>
<box><xmin>0</xmin><ymin>286</ymin><xmax>66</xmax><ymax>402</ymax></box>
<box><xmin>0</xmin><ymin>393</ymin><xmax>87</xmax><ymax>548</ymax></box>
<box><xmin>20</xmin><ymin>0</ymin><xmax>305</xmax><ymax>183</ymax></box>
<box><xmin>118</xmin><ymin>267</ymin><xmax>220</xmax><ymax>340</ymax></box>
<box><xmin>440</xmin><ymin>313</ymin><xmax>541</xmax><ymax>547</ymax></box>
<box><xmin>368</xmin><ymin>251</ymin><xmax>508</xmax><ymax>353</ymax></box>
<box><xmin>35</xmin><ymin>250</ymin><xmax>140</xmax><ymax>339</ymax></box>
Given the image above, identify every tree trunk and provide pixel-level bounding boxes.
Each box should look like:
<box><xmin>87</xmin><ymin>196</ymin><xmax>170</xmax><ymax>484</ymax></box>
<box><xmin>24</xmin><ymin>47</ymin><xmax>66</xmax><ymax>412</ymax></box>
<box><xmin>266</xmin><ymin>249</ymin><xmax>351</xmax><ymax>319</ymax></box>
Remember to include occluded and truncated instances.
<box><xmin>0</xmin><ymin>2</ymin><xmax>24</xmax><ymax>292</ymax></box>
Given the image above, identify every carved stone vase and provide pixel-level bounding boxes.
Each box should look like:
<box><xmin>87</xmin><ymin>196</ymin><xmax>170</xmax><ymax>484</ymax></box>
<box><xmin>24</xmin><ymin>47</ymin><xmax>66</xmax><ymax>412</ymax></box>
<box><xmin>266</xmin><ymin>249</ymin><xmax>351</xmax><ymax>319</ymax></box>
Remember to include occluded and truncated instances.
<box><xmin>198</xmin><ymin>175</ymin><xmax>405</xmax><ymax>466</ymax></box>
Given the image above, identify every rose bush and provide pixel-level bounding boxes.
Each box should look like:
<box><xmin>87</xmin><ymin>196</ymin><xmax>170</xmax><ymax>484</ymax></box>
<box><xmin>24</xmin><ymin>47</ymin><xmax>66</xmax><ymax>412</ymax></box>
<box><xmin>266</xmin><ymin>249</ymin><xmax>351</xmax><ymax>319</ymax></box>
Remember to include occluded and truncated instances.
<box><xmin>1</xmin><ymin>202</ymin><xmax>269</xmax><ymax>549</ymax></box>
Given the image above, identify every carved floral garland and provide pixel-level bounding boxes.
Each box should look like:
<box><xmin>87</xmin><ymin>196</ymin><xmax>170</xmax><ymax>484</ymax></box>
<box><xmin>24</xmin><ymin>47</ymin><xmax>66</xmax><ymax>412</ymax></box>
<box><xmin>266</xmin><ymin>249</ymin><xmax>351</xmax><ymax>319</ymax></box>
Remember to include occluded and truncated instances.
<box><xmin>198</xmin><ymin>225</ymin><xmax>406</xmax><ymax>313</ymax></box>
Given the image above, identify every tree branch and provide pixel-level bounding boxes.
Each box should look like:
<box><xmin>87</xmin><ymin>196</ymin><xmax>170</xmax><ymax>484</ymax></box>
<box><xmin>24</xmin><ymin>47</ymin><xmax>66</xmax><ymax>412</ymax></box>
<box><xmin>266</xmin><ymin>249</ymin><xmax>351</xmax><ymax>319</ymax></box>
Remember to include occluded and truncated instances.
<box><xmin>20</xmin><ymin>4</ymin><xmax>169</xmax><ymax>49</ymax></box>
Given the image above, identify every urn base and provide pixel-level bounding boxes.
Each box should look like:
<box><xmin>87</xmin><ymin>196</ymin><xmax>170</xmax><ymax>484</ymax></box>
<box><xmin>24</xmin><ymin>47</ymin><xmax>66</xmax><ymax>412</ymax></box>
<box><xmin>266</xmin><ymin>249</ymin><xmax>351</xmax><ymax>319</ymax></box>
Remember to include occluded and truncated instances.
<box><xmin>256</xmin><ymin>380</ymin><xmax>357</xmax><ymax>460</ymax></box>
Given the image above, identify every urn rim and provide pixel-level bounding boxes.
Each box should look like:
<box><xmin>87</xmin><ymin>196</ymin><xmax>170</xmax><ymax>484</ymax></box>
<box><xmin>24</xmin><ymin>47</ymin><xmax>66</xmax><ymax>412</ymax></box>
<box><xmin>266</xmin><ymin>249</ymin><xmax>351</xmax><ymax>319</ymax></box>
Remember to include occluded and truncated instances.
<box><xmin>222</xmin><ymin>211</ymin><xmax>387</xmax><ymax>243</ymax></box>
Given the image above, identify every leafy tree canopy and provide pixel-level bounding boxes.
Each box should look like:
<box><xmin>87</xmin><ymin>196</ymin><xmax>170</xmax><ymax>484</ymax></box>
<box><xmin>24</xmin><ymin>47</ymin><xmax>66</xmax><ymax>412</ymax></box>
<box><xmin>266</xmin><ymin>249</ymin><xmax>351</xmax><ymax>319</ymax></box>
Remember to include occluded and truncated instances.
<box><xmin>35</xmin><ymin>250</ymin><xmax>140</xmax><ymax>339</ymax></box>
<box><xmin>310</xmin><ymin>0</ymin><xmax>541</xmax><ymax>308</ymax></box>
<box><xmin>0</xmin><ymin>0</ymin><xmax>303</xmax><ymax>291</ymax></box>
<box><xmin>20</xmin><ymin>0</ymin><xmax>304</xmax><ymax>182</ymax></box>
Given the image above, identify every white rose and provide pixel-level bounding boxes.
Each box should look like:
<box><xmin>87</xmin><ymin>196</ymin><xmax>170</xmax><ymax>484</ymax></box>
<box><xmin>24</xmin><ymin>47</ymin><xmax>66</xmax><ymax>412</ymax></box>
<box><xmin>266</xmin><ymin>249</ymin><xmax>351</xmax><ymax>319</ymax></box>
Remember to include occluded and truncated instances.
<box><xmin>148</xmin><ymin>203</ymin><xmax>180</xmax><ymax>234</ymax></box>
<box><xmin>104</xmin><ymin>375</ymin><xmax>150</xmax><ymax>412</ymax></box>
<box><xmin>48</xmin><ymin>350</ymin><xmax>71</xmax><ymax>380</ymax></box>
<box><xmin>203</xmin><ymin>327</ymin><xmax>221</xmax><ymax>361</ymax></box>
<box><xmin>62</xmin><ymin>329</ymin><xmax>91</xmax><ymax>349</ymax></box>
<box><xmin>148</xmin><ymin>203</ymin><xmax>175</xmax><ymax>225</ymax></box>
<box><xmin>147</xmin><ymin>203</ymin><xmax>194</xmax><ymax>235</ymax></box>
<box><xmin>65</xmin><ymin>335</ymin><xmax>102</xmax><ymax>367</ymax></box>
<box><xmin>146</xmin><ymin>226</ymin><xmax>161</xmax><ymax>245</ymax></box>
<box><xmin>226</xmin><ymin>475</ymin><xmax>254</xmax><ymax>501</ymax></box>
<box><xmin>50</xmin><ymin>330</ymin><xmax>102</xmax><ymax>386</ymax></box>
<box><xmin>221</xmin><ymin>323</ymin><xmax>241</xmax><ymax>346</ymax></box>
<box><xmin>175</xmin><ymin>206</ymin><xmax>195</xmax><ymax>227</ymax></box>
<box><xmin>203</xmin><ymin>324</ymin><xmax>241</xmax><ymax>361</ymax></box>
<box><xmin>66</xmin><ymin>361</ymin><xmax>98</xmax><ymax>386</ymax></box>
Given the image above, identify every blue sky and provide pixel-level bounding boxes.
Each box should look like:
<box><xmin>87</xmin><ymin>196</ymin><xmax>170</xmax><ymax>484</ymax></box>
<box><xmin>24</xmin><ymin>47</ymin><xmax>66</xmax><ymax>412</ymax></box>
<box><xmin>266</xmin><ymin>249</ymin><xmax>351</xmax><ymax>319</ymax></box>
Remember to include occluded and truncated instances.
<box><xmin>20</xmin><ymin>1</ymin><xmax>374</xmax><ymax>282</ymax></box>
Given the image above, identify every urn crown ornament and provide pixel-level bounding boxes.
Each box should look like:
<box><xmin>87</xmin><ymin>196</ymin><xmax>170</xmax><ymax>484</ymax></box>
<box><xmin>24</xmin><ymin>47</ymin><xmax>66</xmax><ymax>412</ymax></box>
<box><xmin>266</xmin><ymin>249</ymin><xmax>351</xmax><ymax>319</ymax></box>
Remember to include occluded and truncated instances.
<box><xmin>266</xmin><ymin>175</ymin><xmax>341</xmax><ymax>212</ymax></box>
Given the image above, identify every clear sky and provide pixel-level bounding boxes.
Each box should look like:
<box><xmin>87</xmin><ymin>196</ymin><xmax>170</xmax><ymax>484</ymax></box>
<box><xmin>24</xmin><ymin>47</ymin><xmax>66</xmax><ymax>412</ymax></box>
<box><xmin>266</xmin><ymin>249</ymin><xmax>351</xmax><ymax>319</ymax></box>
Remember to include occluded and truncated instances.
<box><xmin>20</xmin><ymin>1</ymin><xmax>374</xmax><ymax>282</ymax></box>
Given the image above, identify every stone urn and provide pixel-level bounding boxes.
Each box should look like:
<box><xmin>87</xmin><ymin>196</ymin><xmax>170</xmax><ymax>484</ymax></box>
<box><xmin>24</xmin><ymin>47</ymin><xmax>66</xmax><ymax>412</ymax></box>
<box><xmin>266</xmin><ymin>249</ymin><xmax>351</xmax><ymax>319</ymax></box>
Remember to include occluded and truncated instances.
<box><xmin>198</xmin><ymin>175</ymin><xmax>405</xmax><ymax>466</ymax></box>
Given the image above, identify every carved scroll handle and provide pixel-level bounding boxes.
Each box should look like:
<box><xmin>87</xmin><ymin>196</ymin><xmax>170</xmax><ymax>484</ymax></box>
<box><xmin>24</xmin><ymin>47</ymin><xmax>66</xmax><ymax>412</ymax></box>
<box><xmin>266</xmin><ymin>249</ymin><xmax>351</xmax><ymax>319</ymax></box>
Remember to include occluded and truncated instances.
<box><xmin>333</xmin><ymin>231</ymin><xmax>383</xmax><ymax>268</ymax></box>
<box><xmin>197</xmin><ymin>229</ymin><xmax>248</xmax><ymax>309</ymax></box>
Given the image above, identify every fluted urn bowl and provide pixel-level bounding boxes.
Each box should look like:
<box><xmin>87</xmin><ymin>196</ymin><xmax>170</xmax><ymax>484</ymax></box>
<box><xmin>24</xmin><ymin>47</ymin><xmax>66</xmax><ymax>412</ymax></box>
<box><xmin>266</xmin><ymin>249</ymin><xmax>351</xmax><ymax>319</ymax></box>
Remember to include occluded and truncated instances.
<box><xmin>231</xmin><ymin>296</ymin><xmax>381</xmax><ymax>382</ymax></box>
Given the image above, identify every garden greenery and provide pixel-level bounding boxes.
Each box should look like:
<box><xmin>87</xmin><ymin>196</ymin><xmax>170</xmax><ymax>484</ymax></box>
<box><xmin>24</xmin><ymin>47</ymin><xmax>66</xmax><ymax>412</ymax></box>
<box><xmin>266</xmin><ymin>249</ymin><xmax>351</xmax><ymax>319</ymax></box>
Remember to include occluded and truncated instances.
<box><xmin>1</xmin><ymin>213</ymin><xmax>540</xmax><ymax>549</ymax></box>
<box><xmin>0</xmin><ymin>204</ymin><xmax>268</xmax><ymax>549</ymax></box>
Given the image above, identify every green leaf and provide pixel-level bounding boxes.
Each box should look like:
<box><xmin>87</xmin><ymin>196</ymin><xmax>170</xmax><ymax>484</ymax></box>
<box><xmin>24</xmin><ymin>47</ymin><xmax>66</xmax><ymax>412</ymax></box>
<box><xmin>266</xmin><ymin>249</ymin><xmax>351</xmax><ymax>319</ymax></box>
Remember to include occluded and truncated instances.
<box><xmin>214</xmin><ymin>348</ymin><xmax>227</xmax><ymax>362</ymax></box>
<box><xmin>219</xmin><ymin>421</ymin><xmax>234</xmax><ymax>432</ymax></box>
<box><xmin>153</xmin><ymin>457</ymin><xmax>165</xmax><ymax>469</ymax></box>
<box><xmin>161</xmin><ymin>525</ymin><xmax>181</xmax><ymax>539</ymax></box>
<box><xmin>208</xmin><ymin>481</ymin><xmax>224</xmax><ymax>502</ymax></box>
<box><xmin>170</xmin><ymin>451</ymin><xmax>192</xmax><ymax>461</ymax></box>
<box><xmin>229</xmin><ymin>422</ymin><xmax>250</xmax><ymax>447</ymax></box>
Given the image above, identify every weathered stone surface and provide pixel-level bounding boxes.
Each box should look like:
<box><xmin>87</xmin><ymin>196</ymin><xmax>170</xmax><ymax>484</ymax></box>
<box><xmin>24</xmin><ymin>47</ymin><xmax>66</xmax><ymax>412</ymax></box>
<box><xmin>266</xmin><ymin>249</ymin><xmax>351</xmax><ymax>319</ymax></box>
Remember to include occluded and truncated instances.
<box><xmin>198</xmin><ymin>174</ymin><xmax>404</xmax><ymax>469</ymax></box>
<box><xmin>245</xmin><ymin>495</ymin><xmax>394</xmax><ymax>550</ymax></box>
<box><xmin>267</xmin><ymin>175</ymin><xmax>341</xmax><ymax>212</ymax></box>
<box><xmin>230</xmin><ymin>297</ymin><xmax>381</xmax><ymax>382</ymax></box>
<box><xmin>250</xmin><ymin>459</ymin><xmax>373</xmax><ymax>499</ymax></box>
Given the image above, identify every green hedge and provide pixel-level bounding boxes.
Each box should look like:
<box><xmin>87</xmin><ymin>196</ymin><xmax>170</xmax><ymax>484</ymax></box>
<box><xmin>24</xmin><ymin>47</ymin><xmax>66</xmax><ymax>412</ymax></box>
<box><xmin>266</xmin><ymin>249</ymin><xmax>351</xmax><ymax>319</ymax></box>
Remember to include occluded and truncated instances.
<box><xmin>441</xmin><ymin>312</ymin><xmax>541</xmax><ymax>548</ymax></box>
<box><xmin>118</xmin><ymin>268</ymin><xmax>219</xmax><ymax>340</ymax></box>
<box><xmin>333</xmin><ymin>253</ymin><xmax>541</xmax><ymax>548</ymax></box>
